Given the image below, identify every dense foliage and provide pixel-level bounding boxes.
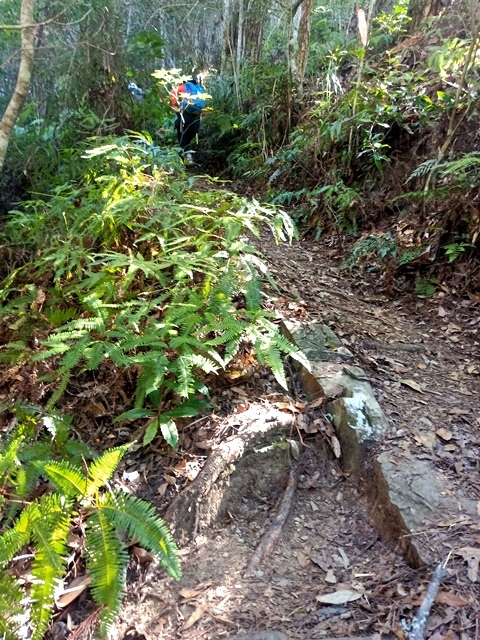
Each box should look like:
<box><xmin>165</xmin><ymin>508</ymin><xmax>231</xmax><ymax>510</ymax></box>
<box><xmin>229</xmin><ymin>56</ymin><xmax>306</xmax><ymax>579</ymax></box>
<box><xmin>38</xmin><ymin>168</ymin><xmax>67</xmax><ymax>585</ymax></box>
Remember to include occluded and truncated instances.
<box><xmin>1</xmin><ymin>0</ymin><xmax>479</xmax><ymax>635</ymax></box>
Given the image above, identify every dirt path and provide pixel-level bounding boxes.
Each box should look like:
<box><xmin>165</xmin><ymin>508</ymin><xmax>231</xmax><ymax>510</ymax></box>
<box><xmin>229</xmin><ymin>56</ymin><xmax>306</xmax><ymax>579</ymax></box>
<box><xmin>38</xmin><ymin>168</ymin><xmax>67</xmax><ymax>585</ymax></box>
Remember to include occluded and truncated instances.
<box><xmin>113</xmin><ymin>233</ymin><xmax>480</xmax><ymax>640</ymax></box>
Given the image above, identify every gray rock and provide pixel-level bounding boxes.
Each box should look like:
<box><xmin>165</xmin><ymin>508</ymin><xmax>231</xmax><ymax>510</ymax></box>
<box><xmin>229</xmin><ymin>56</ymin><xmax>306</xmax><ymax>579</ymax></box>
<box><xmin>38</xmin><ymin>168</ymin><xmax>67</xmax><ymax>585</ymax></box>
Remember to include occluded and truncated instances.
<box><xmin>368</xmin><ymin>452</ymin><xmax>477</xmax><ymax>566</ymax></box>
<box><xmin>282</xmin><ymin>320</ymin><xmax>354</xmax><ymax>363</ymax></box>
<box><xmin>280</xmin><ymin>317</ymin><xmax>477</xmax><ymax>570</ymax></box>
<box><xmin>326</xmin><ymin>365</ymin><xmax>388</xmax><ymax>472</ymax></box>
<box><xmin>281</xmin><ymin>317</ymin><xmax>388</xmax><ymax>472</ymax></box>
<box><xmin>280</xmin><ymin>320</ymin><xmax>353</xmax><ymax>399</ymax></box>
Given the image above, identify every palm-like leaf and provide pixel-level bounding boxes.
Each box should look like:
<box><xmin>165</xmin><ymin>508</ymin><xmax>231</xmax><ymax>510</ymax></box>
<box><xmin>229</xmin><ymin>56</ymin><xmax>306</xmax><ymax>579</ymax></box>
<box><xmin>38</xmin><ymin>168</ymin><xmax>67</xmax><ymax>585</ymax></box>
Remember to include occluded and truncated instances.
<box><xmin>0</xmin><ymin>572</ymin><xmax>24</xmax><ymax>640</ymax></box>
<box><xmin>28</xmin><ymin>495</ymin><xmax>71</xmax><ymax>640</ymax></box>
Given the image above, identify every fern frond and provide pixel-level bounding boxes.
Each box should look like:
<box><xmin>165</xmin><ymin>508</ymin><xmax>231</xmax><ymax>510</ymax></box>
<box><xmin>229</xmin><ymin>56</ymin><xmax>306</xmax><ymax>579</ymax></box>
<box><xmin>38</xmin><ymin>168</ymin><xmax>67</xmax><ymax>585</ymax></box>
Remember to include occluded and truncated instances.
<box><xmin>438</xmin><ymin>152</ymin><xmax>480</xmax><ymax>176</ymax></box>
<box><xmin>31</xmin><ymin>343</ymin><xmax>70</xmax><ymax>360</ymax></box>
<box><xmin>0</xmin><ymin>571</ymin><xmax>24</xmax><ymax>639</ymax></box>
<box><xmin>119</xmin><ymin>334</ymin><xmax>168</xmax><ymax>352</ymax></box>
<box><xmin>59</xmin><ymin>338</ymin><xmax>89</xmax><ymax>369</ymax></box>
<box><xmin>40</xmin><ymin>460</ymin><xmax>87</xmax><ymax>498</ymax></box>
<box><xmin>85</xmin><ymin>508</ymin><xmax>128</xmax><ymax>632</ymax></box>
<box><xmin>406</xmin><ymin>159</ymin><xmax>437</xmax><ymax>182</ymax></box>
<box><xmin>28</xmin><ymin>495</ymin><xmax>71</xmax><ymax>640</ymax></box>
<box><xmin>68</xmin><ymin>317</ymin><xmax>106</xmax><ymax>332</ymax></box>
<box><xmin>189</xmin><ymin>353</ymin><xmax>221</xmax><ymax>374</ymax></box>
<box><xmin>4</xmin><ymin>459</ymin><xmax>43</xmax><ymax>524</ymax></box>
<box><xmin>255</xmin><ymin>343</ymin><xmax>287</xmax><ymax>389</ymax></box>
<box><xmin>203</xmin><ymin>326</ymin><xmax>246</xmax><ymax>346</ymax></box>
<box><xmin>248</xmin><ymin>320</ymin><xmax>310</xmax><ymax>389</ymax></box>
<box><xmin>0</xmin><ymin>435</ymin><xmax>22</xmax><ymax>480</ymax></box>
<box><xmin>174</xmin><ymin>355</ymin><xmax>196</xmax><ymax>398</ymax></box>
<box><xmin>244</xmin><ymin>275</ymin><xmax>262</xmax><ymax>312</ymax></box>
<box><xmin>269</xmin><ymin>328</ymin><xmax>311</xmax><ymax>371</ymax></box>
<box><xmin>85</xmin><ymin>445</ymin><xmax>130</xmax><ymax>499</ymax></box>
<box><xmin>101</xmin><ymin>491</ymin><xmax>181</xmax><ymax>580</ymax></box>
<box><xmin>168</xmin><ymin>335</ymin><xmax>209</xmax><ymax>352</ymax></box>
<box><xmin>46</xmin><ymin>366</ymin><xmax>72</xmax><ymax>409</ymax></box>
<box><xmin>0</xmin><ymin>524</ymin><xmax>31</xmax><ymax>568</ymax></box>
<box><xmin>84</xmin><ymin>341</ymin><xmax>106</xmax><ymax>370</ymax></box>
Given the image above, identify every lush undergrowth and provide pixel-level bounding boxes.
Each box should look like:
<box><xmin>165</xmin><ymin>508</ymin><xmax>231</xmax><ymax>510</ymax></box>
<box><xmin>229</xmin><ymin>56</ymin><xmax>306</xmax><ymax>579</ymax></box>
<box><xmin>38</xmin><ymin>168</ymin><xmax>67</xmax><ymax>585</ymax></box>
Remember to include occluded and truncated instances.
<box><xmin>0</xmin><ymin>133</ymin><xmax>309</xmax><ymax>636</ymax></box>
<box><xmin>0</xmin><ymin>133</ymin><xmax>306</xmax><ymax>440</ymax></box>
<box><xmin>1</xmin><ymin>2</ymin><xmax>479</xmax><ymax>632</ymax></box>
<box><xmin>205</xmin><ymin>8</ymin><xmax>480</xmax><ymax>296</ymax></box>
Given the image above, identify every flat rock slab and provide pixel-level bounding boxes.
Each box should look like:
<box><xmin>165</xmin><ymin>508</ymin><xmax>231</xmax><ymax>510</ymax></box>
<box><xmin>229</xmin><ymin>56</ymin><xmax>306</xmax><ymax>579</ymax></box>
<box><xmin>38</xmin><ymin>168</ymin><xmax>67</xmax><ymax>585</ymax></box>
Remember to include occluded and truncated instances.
<box><xmin>281</xmin><ymin>320</ymin><xmax>354</xmax><ymax>363</ymax></box>
<box><xmin>369</xmin><ymin>451</ymin><xmax>478</xmax><ymax>567</ymax></box>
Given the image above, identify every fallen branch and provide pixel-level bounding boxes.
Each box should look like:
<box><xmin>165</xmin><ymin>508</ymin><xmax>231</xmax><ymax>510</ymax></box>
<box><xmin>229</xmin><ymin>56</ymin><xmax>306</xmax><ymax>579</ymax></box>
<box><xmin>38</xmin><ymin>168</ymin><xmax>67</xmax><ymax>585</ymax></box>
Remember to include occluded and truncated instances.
<box><xmin>407</xmin><ymin>563</ymin><xmax>449</xmax><ymax>640</ymax></box>
<box><xmin>244</xmin><ymin>465</ymin><xmax>299</xmax><ymax>577</ymax></box>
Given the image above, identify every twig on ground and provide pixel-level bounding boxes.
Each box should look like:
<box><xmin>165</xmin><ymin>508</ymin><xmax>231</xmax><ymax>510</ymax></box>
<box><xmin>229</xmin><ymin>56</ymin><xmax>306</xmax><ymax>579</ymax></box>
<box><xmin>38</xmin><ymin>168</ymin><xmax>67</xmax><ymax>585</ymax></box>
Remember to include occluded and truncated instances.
<box><xmin>407</xmin><ymin>562</ymin><xmax>449</xmax><ymax>640</ymax></box>
<box><xmin>244</xmin><ymin>465</ymin><xmax>299</xmax><ymax>577</ymax></box>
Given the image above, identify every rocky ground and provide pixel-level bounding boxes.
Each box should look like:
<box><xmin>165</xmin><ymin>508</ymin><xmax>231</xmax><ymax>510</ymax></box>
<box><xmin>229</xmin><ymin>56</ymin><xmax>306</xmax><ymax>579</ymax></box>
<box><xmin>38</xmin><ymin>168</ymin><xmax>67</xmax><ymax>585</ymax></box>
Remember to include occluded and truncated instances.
<box><xmin>107</xmin><ymin>231</ymin><xmax>480</xmax><ymax>640</ymax></box>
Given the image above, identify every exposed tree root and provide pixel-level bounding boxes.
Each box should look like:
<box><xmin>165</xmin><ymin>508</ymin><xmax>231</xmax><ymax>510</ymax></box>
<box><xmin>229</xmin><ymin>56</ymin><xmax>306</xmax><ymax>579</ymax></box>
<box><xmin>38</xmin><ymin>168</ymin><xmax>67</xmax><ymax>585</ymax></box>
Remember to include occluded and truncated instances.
<box><xmin>165</xmin><ymin>406</ymin><xmax>296</xmax><ymax>545</ymax></box>
<box><xmin>244</xmin><ymin>464</ymin><xmax>299</xmax><ymax>577</ymax></box>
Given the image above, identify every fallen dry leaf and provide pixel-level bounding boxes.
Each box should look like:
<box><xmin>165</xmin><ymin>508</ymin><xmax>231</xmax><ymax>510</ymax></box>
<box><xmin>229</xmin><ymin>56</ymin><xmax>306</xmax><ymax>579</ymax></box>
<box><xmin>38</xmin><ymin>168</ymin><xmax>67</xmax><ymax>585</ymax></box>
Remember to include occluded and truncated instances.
<box><xmin>305</xmin><ymin>396</ymin><xmax>325</xmax><ymax>409</ymax></box>
<box><xmin>455</xmin><ymin>546</ymin><xmax>480</xmax><ymax>582</ymax></box>
<box><xmin>400</xmin><ymin>379</ymin><xmax>424</xmax><ymax>393</ymax></box>
<box><xmin>436</xmin><ymin>427</ymin><xmax>453</xmax><ymax>441</ymax></box>
<box><xmin>181</xmin><ymin>603</ymin><xmax>208</xmax><ymax>630</ymax></box>
<box><xmin>435</xmin><ymin>590</ymin><xmax>469</xmax><ymax>607</ymax></box>
<box><xmin>325</xmin><ymin>569</ymin><xmax>337</xmax><ymax>584</ymax></box>
<box><xmin>132</xmin><ymin>546</ymin><xmax>154</xmax><ymax>564</ymax></box>
<box><xmin>414</xmin><ymin>432</ymin><xmax>436</xmax><ymax>450</ymax></box>
<box><xmin>55</xmin><ymin>574</ymin><xmax>92</xmax><ymax>608</ymax></box>
<box><xmin>316</xmin><ymin>589</ymin><xmax>363</xmax><ymax>605</ymax></box>
<box><xmin>273</xmin><ymin>401</ymin><xmax>300</xmax><ymax>413</ymax></box>
<box><xmin>178</xmin><ymin>582</ymin><xmax>212</xmax><ymax>601</ymax></box>
<box><xmin>296</xmin><ymin>550</ymin><xmax>310</xmax><ymax>567</ymax></box>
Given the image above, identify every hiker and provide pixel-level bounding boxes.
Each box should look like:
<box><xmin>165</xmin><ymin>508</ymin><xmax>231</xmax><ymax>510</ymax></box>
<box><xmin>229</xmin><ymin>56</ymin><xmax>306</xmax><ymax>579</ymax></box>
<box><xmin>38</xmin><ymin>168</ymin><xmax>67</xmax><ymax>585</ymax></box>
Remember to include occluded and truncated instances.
<box><xmin>128</xmin><ymin>81</ymin><xmax>144</xmax><ymax>102</ymax></box>
<box><xmin>170</xmin><ymin>75</ymin><xmax>207</xmax><ymax>164</ymax></box>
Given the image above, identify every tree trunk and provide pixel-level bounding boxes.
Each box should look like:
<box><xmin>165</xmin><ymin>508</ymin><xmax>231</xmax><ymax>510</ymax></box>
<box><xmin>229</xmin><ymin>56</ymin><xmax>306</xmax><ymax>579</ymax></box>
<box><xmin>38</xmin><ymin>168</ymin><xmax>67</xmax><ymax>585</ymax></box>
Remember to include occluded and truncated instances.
<box><xmin>220</xmin><ymin>0</ymin><xmax>232</xmax><ymax>73</ymax></box>
<box><xmin>296</xmin><ymin>0</ymin><xmax>314</xmax><ymax>92</ymax></box>
<box><xmin>0</xmin><ymin>0</ymin><xmax>35</xmax><ymax>172</ymax></box>
<box><xmin>408</xmin><ymin>0</ymin><xmax>449</xmax><ymax>32</ymax></box>
<box><xmin>236</xmin><ymin>0</ymin><xmax>245</xmax><ymax>68</ymax></box>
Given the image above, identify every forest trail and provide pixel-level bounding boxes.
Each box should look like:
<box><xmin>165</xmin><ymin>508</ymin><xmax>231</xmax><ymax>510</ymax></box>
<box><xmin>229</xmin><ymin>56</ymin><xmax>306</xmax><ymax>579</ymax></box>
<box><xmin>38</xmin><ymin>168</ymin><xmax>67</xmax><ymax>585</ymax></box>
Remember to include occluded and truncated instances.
<box><xmin>113</xmin><ymin>229</ymin><xmax>480</xmax><ymax>640</ymax></box>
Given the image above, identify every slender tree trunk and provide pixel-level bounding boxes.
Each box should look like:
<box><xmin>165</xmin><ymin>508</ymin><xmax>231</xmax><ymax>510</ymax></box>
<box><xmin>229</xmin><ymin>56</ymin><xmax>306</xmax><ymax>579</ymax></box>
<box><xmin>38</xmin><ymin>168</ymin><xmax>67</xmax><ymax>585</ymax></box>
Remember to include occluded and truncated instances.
<box><xmin>296</xmin><ymin>0</ymin><xmax>313</xmax><ymax>92</ymax></box>
<box><xmin>0</xmin><ymin>0</ymin><xmax>35</xmax><ymax>172</ymax></box>
<box><xmin>237</xmin><ymin>0</ymin><xmax>244</xmax><ymax>68</ymax></box>
<box><xmin>220</xmin><ymin>0</ymin><xmax>232</xmax><ymax>73</ymax></box>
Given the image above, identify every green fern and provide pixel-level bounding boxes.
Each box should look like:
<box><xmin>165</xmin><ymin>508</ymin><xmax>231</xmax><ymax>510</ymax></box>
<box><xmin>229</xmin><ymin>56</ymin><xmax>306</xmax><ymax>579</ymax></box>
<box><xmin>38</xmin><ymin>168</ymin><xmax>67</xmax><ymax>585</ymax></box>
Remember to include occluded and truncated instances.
<box><xmin>0</xmin><ymin>572</ymin><xmax>24</xmax><ymax>639</ymax></box>
<box><xmin>85</xmin><ymin>507</ymin><xmax>128</xmax><ymax>632</ymax></box>
<box><xmin>28</xmin><ymin>496</ymin><xmax>72</xmax><ymax>640</ymax></box>
<box><xmin>2</xmin><ymin>134</ymin><xmax>305</xmax><ymax>450</ymax></box>
<box><xmin>0</xmin><ymin>412</ymin><xmax>180</xmax><ymax>638</ymax></box>
<box><xmin>99</xmin><ymin>491</ymin><xmax>181</xmax><ymax>579</ymax></box>
<box><xmin>85</xmin><ymin>445</ymin><xmax>129</xmax><ymax>498</ymax></box>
